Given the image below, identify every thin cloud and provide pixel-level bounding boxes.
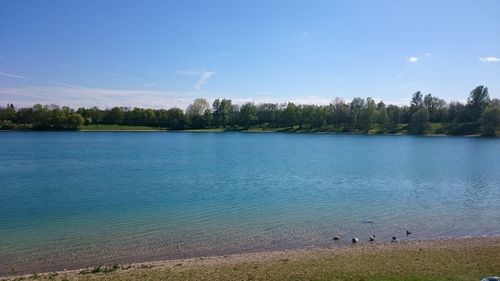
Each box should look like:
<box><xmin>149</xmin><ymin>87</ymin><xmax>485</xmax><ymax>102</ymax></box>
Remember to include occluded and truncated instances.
<box><xmin>479</xmin><ymin>56</ymin><xmax>500</xmax><ymax>63</ymax></box>
<box><xmin>0</xmin><ymin>71</ymin><xmax>30</xmax><ymax>80</ymax></box>
<box><xmin>397</xmin><ymin>70</ymin><xmax>407</xmax><ymax>79</ymax></box>
<box><xmin>194</xmin><ymin>71</ymin><xmax>215</xmax><ymax>90</ymax></box>
<box><xmin>178</xmin><ymin>69</ymin><xmax>216</xmax><ymax>91</ymax></box>
<box><xmin>144</xmin><ymin>83</ymin><xmax>156</xmax><ymax>87</ymax></box>
<box><xmin>408</xmin><ymin>56</ymin><xmax>418</xmax><ymax>63</ymax></box>
<box><xmin>0</xmin><ymin>85</ymin><xmax>338</xmax><ymax>110</ymax></box>
<box><xmin>105</xmin><ymin>71</ymin><xmax>145</xmax><ymax>81</ymax></box>
<box><xmin>49</xmin><ymin>81</ymin><xmax>90</xmax><ymax>89</ymax></box>
<box><xmin>0</xmin><ymin>86</ymin><xmax>196</xmax><ymax>109</ymax></box>
<box><xmin>424</xmin><ymin>53</ymin><xmax>432</xmax><ymax>58</ymax></box>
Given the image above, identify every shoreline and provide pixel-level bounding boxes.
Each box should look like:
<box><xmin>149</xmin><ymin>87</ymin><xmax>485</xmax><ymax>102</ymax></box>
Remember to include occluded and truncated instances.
<box><xmin>0</xmin><ymin>128</ymin><xmax>490</xmax><ymax>138</ymax></box>
<box><xmin>2</xmin><ymin>236</ymin><xmax>499</xmax><ymax>280</ymax></box>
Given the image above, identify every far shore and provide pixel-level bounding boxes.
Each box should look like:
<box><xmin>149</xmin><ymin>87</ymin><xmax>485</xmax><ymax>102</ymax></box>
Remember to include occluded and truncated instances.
<box><xmin>2</xmin><ymin>236</ymin><xmax>499</xmax><ymax>281</ymax></box>
<box><xmin>1</xmin><ymin>125</ymin><xmax>493</xmax><ymax>137</ymax></box>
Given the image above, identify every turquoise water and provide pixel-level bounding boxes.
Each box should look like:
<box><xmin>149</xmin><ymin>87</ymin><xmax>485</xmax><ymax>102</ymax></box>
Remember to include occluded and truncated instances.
<box><xmin>0</xmin><ymin>132</ymin><xmax>499</xmax><ymax>275</ymax></box>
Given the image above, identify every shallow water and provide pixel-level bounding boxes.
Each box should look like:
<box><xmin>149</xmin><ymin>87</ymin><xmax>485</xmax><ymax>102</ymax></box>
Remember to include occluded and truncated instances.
<box><xmin>0</xmin><ymin>132</ymin><xmax>499</xmax><ymax>275</ymax></box>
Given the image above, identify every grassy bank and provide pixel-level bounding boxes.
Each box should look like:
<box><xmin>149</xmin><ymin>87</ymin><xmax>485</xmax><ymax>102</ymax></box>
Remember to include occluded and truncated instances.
<box><xmin>80</xmin><ymin>124</ymin><xmax>166</xmax><ymax>131</ymax></box>
<box><xmin>3</xmin><ymin>237</ymin><xmax>499</xmax><ymax>281</ymax></box>
<box><xmin>3</xmin><ymin>122</ymin><xmax>499</xmax><ymax>136</ymax></box>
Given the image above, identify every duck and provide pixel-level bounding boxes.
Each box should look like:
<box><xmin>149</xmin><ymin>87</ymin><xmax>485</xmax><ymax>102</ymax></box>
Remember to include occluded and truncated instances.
<box><xmin>392</xmin><ymin>236</ymin><xmax>397</xmax><ymax>243</ymax></box>
<box><xmin>406</xmin><ymin>230</ymin><xmax>411</xmax><ymax>236</ymax></box>
<box><xmin>333</xmin><ymin>235</ymin><xmax>341</xmax><ymax>241</ymax></box>
<box><xmin>352</xmin><ymin>237</ymin><xmax>359</xmax><ymax>244</ymax></box>
<box><xmin>369</xmin><ymin>235</ymin><xmax>376</xmax><ymax>242</ymax></box>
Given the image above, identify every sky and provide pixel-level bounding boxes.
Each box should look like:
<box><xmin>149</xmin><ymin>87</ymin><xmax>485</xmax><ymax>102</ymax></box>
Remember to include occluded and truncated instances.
<box><xmin>0</xmin><ymin>0</ymin><xmax>499</xmax><ymax>109</ymax></box>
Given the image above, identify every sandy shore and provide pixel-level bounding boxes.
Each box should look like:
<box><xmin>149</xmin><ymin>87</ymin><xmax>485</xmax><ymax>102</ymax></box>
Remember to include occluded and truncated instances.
<box><xmin>2</xmin><ymin>236</ymin><xmax>499</xmax><ymax>281</ymax></box>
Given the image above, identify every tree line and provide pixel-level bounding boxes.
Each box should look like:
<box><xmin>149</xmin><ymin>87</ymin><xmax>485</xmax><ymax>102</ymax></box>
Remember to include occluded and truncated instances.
<box><xmin>1</xmin><ymin>85</ymin><xmax>499</xmax><ymax>136</ymax></box>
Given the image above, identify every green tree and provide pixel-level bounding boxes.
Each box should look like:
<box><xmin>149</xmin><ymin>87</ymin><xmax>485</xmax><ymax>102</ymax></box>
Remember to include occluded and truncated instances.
<box><xmin>67</xmin><ymin>113</ymin><xmax>85</xmax><ymax>129</ymax></box>
<box><xmin>166</xmin><ymin>108</ymin><xmax>186</xmax><ymax>129</ymax></box>
<box><xmin>0</xmin><ymin>104</ymin><xmax>17</xmax><ymax>122</ymax></box>
<box><xmin>283</xmin><ymin>102</ymin><xmax>300</xmax><ymax>129</ymax></box>
<box><xmin>410</xmin><ymin>91</ymin><xmax>423</xmax><ymax>113</ymax></box>
<box><xmin>423</xmin><ymin>94</ymin><xmax>447</xmax><ymax>122</ymax></box>
<box><xmin>375</xmin><ymin>102</ymin><xmax>389</xmax><ymax>132</ymax></box>
<box><xmin>329</xmin><ymin>97</ymin><xmax>350</xmax><ymax>130</ymax></box>
<box><xmin>467</xmin><ymin>86</ymin><xmax>490</xmax><ymax>122</ymax></box>
<box><xmin>409</xmin><ymin>108</ymin><xmax>430</xmax><ymax>134</ymax></box>
<box><xmin>479</xmin><ymin>104</ymin><xmax>500</xmax><ymax>136</ymax></box>
<box><xmin>350</xmin><ymin>97</ymin><xmax>365</xmax><ymax>130</ymax></box>
<box><xmin>212</xmin><ymin>99</ymin><xmax>232</xmax><ymax>128</ymax></box>
<box><xmin>106</xmin><ymin>107</ymin><xmax>124</xmax><ymax>124</ymax></box>
<box><xmin>240</xmin><ymin>102</ymin><xmax>258</xmax><ymax>128</ymax></box>
<box><xmin>358</xmin><ymin>97</ymin><xmax>376</xmax><ymax>131</ymax></box>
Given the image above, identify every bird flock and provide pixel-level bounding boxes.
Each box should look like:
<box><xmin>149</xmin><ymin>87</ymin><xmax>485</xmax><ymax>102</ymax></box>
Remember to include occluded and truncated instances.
<box><xmin>334</xmin><ymin>230</ymin><xmax>412</xmax><ymax>244</ymax></box>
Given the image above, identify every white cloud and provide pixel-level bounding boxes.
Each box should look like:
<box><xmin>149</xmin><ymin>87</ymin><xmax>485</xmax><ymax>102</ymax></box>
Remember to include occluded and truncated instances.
<box><xmin>479</xmin><ymin>56</ymin><xmax>500</xmax><ymax>63</ymax></box>
<box><xmin>408</xmin><ymin>56</ymin><xmax>418</xmax><ymax>63</ymax></box>
<box><xmin>0</xmin><ymin>71</ymin><xmax>30</xmax><ymax>80</ymax></box>
<box><xmin>0</xmin><ymin>86</ymin><xmax>196</xmax><ymax>109</ymax></box>
<box><xmin>178</xmin><ymin>69</ymin><xmax>216</xmax><ymax>91</ymax></box>
<box><xmin>0</xmin><ymin>84</ymin><xmax>341</xmax><ymax>110</ymax></box>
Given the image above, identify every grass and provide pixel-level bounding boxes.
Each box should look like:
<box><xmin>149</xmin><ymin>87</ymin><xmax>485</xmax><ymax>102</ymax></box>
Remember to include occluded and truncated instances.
<box><xmin>4</xmin><ymin>238</ymin><xmax>499</xmax><ymax>281</ymax></box>
<box><xmin>80</xmin><ymin>124</ymin><xmax>165</xmax><ymax>131</ymax></box>
<box><xmin>182</xmin><ymin>128</ymin><xmax>225</xmax><ymax>132</ymax></box>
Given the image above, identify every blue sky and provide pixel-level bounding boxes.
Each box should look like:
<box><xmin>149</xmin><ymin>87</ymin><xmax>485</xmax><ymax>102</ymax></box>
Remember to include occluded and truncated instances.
<box><xmin>0</xmin><ymin>0</ymin><xmax>499</xmax><ymax>109</ymax></box>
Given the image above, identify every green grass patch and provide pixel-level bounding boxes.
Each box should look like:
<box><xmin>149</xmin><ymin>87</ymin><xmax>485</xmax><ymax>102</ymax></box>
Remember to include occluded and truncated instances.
<box><xmin>7</xmin><ymin>238</ymin><xmax>499</xmax><ymax>281</ymax></box>
<box><xmin>80</xmin><ymin>124</ymin><xmax>165</xmax><ymax>131</ymax></box>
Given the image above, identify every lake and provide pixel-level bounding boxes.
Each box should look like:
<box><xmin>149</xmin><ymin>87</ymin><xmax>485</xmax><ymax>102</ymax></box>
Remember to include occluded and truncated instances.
<box><xmin>0</xmin><ymin>132</ymin><xmax>499</xmax><ymax>275</ymax></box>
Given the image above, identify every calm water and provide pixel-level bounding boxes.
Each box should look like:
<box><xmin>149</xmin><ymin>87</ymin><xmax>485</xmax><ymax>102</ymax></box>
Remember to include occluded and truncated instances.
<box><xmin>0</xmin><ymin>132</ymin><xmax>499</xmax><ymax>275</ymax></box>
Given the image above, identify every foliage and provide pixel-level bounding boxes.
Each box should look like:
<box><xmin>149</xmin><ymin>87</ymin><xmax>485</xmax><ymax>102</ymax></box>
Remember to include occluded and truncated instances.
<box><xmin>480</xmin><ymin>103</ymin><xmax>500</xmax><ymax>136</ymax></box>
<box><xmin>409</xmin><ymin>108</ymin><xmax>430</xmax><ymax>134</ymax></box>
<box><xmin>0</xmin><ymin>86</ymin><xmax>496</xmax><ymax>135</ymax></box>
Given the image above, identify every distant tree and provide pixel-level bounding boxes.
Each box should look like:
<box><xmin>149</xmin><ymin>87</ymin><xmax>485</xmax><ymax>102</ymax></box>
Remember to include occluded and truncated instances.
<box><xmin>143</xmin><ymin>109</ymin><xmax>157</xmax><ymax>126</ymax></box>
<box><xmin>257</xmin><ymin>103</ymin><xmax>279</xmax><ymax>127</ymax></box>
<box><xmin>445</xmin><ymin>101</ymin><xmax>467</xmax><ymax>123</ymax></box>
<box><xmin>0</xmin><ymin>104</ymin><xmax>16</xmax><ymax>122</ymax></box>
<box><xmin>409</xmin><ymin>108</ymin><xmax>430</xmax><ymax>134</ymax></box>
<box><xmin>240</xmin><ymin>102</ymin><xmax>258</xmax><ymax>128</ymax></box>
<box><xmin>1</xmin><ymin>85</ymin><xmax>498</xmax><ymax>135</ymax></box>
<box><xmin>375</xmin><ymin>102</ymin><xmax>389</xmax><ymax>132</ymax></box>
<box><xmin>350</xmin><ymin>97</ymin><xmax>365</xmax><ymax>130</ymax></box>
<box><xmin>358</xmin><ymin>97</ymin><xmax>376</xmax><ymax>131</ymax></box>
<box><xmin>156</xmin><ymin>109</ymin><xmax>170</xmax><ymax>127</ymax></box>
<box><xmin>166</xmin><ymin>108</ymin><xmax>186</xmax><ymax>129</ymax></box>
<box><xmin>283</xmin><ymin>102</ymin><xmax>300</xmax><ymax>128</ymax></box>
<box><xmin>202</xmin><ymin>108</ymin><xmax>213</xmax><ymax>127</ymax></box>
<box><xmin>467</xmin><ymin>86</ymin><xmax>490</xmax><ymax>122</ymax></box>
<box><xmin>410</xmin><ymin>91</ymin><xmax>423</xmax><ymax>113</ymax></box>
<box><xmin>106</xmin><ymin>107</ymin><xmax>124</xmax><ymax>124</ymax></box>
<box><xmin>88</xmin><ymin>107</ymin><xmax>103</xmax><ymax>124</ymax></box>
<box><xmin>212</xmin><ymin>99</ymin><xmax>232</xmax><ymax>128</ymax></box>
<box><xmin>186</xmin><ymin>98</ymin><xmax>210</xmax><ymax>117</ymax></box>
<box><xmin>329</xmin><ymin>97</ymin><xmax>350</xmax><ymax>129</ymax></box>
<box><xmin>16</xmin><ymin>107</ymin><xmax>34</xmax><ymax>124</ymax></box>
<box><xmin>67</xmin><ymin>113</ymin><xmax>85</xmax><ymax>129</ymax></box>
<box><xmin>32</xmin><ymin>104</ymin><xmax>51</xmax><ymax>129</ymax></box>
<box><xmin>480</xmin><ymin>104</ymin><xmax>500</xmax><ymax>136</ymax></box>
<box><xmin>423</xmin><ymin>94</ymin><xmax>447</xmax><ymax>122</ymax></box>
